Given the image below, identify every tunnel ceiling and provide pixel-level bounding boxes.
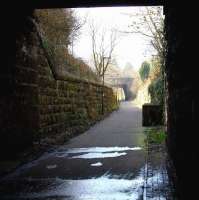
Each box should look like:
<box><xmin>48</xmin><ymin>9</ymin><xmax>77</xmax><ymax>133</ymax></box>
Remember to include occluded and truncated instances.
<box><xmin>27</xmin><ymin>0</ymin><xmax>164</xmax><ymax>9</ymax></box>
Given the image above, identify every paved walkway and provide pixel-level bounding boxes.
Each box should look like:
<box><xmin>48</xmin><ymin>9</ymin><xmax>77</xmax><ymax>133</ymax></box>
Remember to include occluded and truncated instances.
<box><xmin>0</xmin><ymin>101</ymin><xmax>172</xmax><ymax>200</ymax></box>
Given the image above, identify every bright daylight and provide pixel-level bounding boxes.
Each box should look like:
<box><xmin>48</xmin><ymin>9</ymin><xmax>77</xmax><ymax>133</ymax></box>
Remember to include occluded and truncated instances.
<box><xmin>72</xmin><ymin>7</ymin><xmax>165</xmax><ymax>107</ymax></box>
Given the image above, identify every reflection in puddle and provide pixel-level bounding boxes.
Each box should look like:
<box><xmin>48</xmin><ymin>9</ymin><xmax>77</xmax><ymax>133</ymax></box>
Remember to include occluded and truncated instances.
<box><xmin>91</xmin><ymin>162</ymin><xmax>103</xmax><ymax>167</ymax></box>
<box><xmin>65</xmin><ymin>146</ymin><xmax>142</xmax><ymax>153</ymax></box>
<box><xmin>145</xmin><ymin>168</ymin><xmax>171</xmax><ymax>200</ymax></box>
<box><xmin>10</xmin><ymin>172</ymin><xmax>145</xmax><ymax>200</ymax></box>
<box><xmin>2</xmin><ymin>146</ymin><xmax>142</xmax><ymax>180</ymax></box>
<box><xmin>70</xmin><ymin>152</ymin><xmax>127</xmax><ymax>159</ymax></box>
<box><xmin>46</xmin><ymin>164</ymin><xmax>57</xmax><ymax>169</ymax></box>
<box><xmin>58</xmin><ymin>146</ymin><xmax>142</xmax><ymax>159</ymax></box>
<box><xmin>0</xmin><ymin>167</ymin><xmax>171</xmax><ymax>200</ymax></box>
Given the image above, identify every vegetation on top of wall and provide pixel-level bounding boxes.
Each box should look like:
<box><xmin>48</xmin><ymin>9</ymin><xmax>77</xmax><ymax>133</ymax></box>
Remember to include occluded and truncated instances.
<box><xmin>35</xmin><ymin>9</ymin><xmax>100</xmax><ymax>82</ymax></box>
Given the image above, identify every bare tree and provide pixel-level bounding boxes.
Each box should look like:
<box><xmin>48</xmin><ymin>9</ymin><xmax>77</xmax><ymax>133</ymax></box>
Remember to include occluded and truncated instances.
<box><xmin>122</xmin><ymin>7</ymin><xmax>165</xmax><ymax>65</ymax></box>
<box><xmin>118</xmin><ymin>7</ymin><xmax>166</xmax><ymax>106</ymax></box>
<box><xmin>123</xmin><ymin>7</ymin><xmax>166</xmax><ymax>106</ymax></box>
<box><xmin>90</xmin><ymin>23</ymin><xmax>118</xmax><ymax>84</ymax></box>
<box><xmin>69</xmin><ymin>11</ymin><xmax>87</xmax><ymax>55</ymax></box>
<box><xmin>90</xmin><ymin>22</ymin><xmax>118</xmax><ymax>114</ymax></box>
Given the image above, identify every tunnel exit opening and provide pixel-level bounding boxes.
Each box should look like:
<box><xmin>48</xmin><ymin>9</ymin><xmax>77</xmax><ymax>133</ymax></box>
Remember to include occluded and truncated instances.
<box><xmin>34</xmin><ymin>5</ymin><xmax>166</xmax><ymax>106</ymax></box>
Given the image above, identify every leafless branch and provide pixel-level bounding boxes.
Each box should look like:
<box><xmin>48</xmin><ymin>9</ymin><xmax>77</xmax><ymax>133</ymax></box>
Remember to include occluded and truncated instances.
<box><xmin>90</xmin><ymin>23</ymin><xmax>118</xmax><ymax>79</ymax></box>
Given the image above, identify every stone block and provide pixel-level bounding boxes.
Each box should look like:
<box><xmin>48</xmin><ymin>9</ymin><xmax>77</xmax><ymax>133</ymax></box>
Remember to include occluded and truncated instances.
<box><xmin>142</xmin><ymin>104</ymin><xmax>163</xmax><ymax>126</ymax></box>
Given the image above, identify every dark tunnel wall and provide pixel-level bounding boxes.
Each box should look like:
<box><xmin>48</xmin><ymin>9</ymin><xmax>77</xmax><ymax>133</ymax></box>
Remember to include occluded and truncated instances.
<box><xmin>0</xmin><ymin>1</ymin><xmax>198</xmax><ymax>199</ymax></box>
<box><xmin>165</xmin><ymin>4</ymin><xmax>198</xmax><ymax>199</ymax></box>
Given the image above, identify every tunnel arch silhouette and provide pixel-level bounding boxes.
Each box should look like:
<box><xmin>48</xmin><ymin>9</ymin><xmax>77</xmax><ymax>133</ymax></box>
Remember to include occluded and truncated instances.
<box><xmin>2</xmin><ymin>1</ymin><xmax>197</xmax><ymax>199</ymax></box>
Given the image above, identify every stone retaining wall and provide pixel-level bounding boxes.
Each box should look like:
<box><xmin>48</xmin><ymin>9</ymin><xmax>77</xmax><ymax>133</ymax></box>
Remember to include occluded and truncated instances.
<box><xmin>0</xmin><ymin>15</ymin><xmax>118</xmax><ymax>158</ymax></box>
<box><xmin>38</xmin><ymin>58</ymin><xmax>117</xmax><ymax>141</ymax></box>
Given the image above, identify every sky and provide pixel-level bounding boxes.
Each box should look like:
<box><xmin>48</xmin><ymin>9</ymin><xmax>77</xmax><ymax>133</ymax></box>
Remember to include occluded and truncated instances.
<box><xmin>72</xmin><ymin>7</ymin><xmax>157</xmax><ymax>71</ymax></box>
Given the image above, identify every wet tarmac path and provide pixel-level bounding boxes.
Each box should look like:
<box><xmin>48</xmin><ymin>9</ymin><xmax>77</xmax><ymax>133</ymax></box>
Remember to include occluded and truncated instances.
<box><xmin>0</xmin><ymin>102</ymin><xmax>169</xmax><ymax>200</ymax></box>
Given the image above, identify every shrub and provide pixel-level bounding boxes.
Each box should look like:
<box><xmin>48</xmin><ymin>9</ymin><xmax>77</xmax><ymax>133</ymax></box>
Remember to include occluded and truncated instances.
<box><xmin>148</xmin><ymin>75</ymin><xmax>164</xmax><ymax>105</ymax></box>
<box><xmin>139</xmin><ymin>61</ymin><xmax>150</xmax><ymax>82</ymax></box>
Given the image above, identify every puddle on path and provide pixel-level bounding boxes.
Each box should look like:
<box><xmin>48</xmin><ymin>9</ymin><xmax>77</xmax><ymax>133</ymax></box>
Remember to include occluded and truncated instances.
<box><xmin>46</xmin><ymin>164</ymin><xmax>57</xmax><ymax>169</ymax></box>
<box><xmin>6</xmin><ymin>146</ymin><xmax>142</xmax><ymax>171</ymax></box>
<box><xmin>57</xmin><ymin>146</ymin><xmax>142</xmax><ymax>159</ymax></box>
<box><xmin>65</xmin><ymin>146</ymin><xmax>142</xmax><ymax>153</ymax></box>
<box><xmin>90</xmin><ymin>162</ymin><xmax>103</xmax><ymax>167</ymax></box>
<box><xmin>0</xmin><ymin>170</ymin><xmax>145</xmax><ymax>200</ymax></box>
<box><xmin>0</xmin><ymin>131</ymin><xmax>172</xmax><ymax>199</ymax></box>
<box><xmin>1</xmin><ymin>146</ymin><xmax>143</xmax><ymax>180</ymax></box>
<box><xmin>0</xmin><ymin>166</ymin><xmax>169</xmax><ymax>200</ymax></box>
<box><xmin>70</xmin><ymin>152</ymin><xmax>127</xmax><ymax>159</ymax></box>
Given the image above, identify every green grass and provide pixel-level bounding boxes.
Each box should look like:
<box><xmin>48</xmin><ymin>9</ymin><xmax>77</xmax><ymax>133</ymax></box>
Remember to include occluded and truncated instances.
<box><xmin>147</xmin><ymin>129</ymin><xmax>167</xmax><ymax>144</ymax></box>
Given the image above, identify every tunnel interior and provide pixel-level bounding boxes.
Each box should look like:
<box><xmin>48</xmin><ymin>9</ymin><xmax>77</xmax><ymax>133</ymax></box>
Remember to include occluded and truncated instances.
<box><xmin>0</xmin><ymin>1</ymin><xmax>198</xmax><ymax>199</ymax></box>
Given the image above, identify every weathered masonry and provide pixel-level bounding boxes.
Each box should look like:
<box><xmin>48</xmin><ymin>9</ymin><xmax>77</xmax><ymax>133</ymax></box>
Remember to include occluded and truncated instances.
<box><xmin>0</xmin><ymin>13</ymin><xmax>118</xmax><ymax>158</ymax></box>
